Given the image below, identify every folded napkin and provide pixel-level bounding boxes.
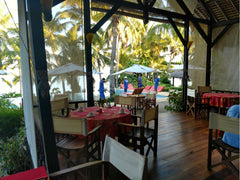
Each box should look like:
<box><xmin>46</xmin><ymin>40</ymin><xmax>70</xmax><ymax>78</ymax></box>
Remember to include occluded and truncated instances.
<box><xmin>87</xmin><ymin>112</ymin><xmax>95</xmax><ymax>117</ymax></box>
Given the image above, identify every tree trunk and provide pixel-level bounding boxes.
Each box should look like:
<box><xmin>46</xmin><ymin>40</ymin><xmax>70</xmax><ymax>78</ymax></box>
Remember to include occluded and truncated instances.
<box><xmin>110</xmin><ymin>15</ymin><xmax>119</xmax><ymax>96</ymax></box>
<box><xmin>116</xmin><ymin>37</ymin><xmax>120</xmax><ymax>88</ymax></box>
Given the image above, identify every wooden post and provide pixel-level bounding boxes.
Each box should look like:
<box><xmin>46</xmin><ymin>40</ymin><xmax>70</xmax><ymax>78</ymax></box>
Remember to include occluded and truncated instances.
<box><xmin>206</xmin><ymin>25</ymin><xmax>212</xmax><ymax>86</ymax></box>
<box><xmin>26</xmin><ymin>0</ymin><xmax>59</xmax><ymax>172</ymax></box>
<box><xmin>182</xmin><ymin>20</ymin><xmax>189</xmax><ymax>111</ymax></box>
<box><xmin>84</xmin><ymin>0</ymin><xmax>94</xmax><ymax>107</ymax></box>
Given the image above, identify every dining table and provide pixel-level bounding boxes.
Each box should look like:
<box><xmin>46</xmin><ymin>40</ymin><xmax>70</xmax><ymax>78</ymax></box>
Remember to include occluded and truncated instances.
<box><xmin>69</xmin><ymin>106</ymin><xmax>132</xmax><ymax>140</ymax></box>
<box><xmin>202</xmin><ymin>93</ymin><xmax>240</xmax><ymax>109</ymax></box>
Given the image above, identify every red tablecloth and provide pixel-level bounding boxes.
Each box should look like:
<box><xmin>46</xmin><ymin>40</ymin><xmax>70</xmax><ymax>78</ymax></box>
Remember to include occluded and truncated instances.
<box><xmin>203</xmin><ymin>93</ymin><xmax>240</xmax><ymax>108</ymax></box>
<box><xmin>69</xmin><ymin>106</ymin><xmax>132</xmax><ymax>140</ymax></box>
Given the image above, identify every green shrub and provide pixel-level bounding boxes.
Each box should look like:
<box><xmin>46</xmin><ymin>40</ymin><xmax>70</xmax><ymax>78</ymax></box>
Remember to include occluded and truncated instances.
<box><xmin>160</xmin><ymin>74</ymin><xmax>171</xmax><ymax>84</ymax></box>
<box><xmin>0</xmin><ymin>127</ymin><xmax>32</xmax><ymax>176</ymax></box>
<box><xmin>164</xmin><ymin>90</ymin><xmax>183</xmax><ymax>111</ymax></box>
<box><xmin>106</xmin><ymin>94</ymin><xmax>115</xmax><ymax>103</ymax></box>
<box><xmin>0</xmin><ymin>107</ymin><xmax>24</xmax><ymax>140</ymax></box>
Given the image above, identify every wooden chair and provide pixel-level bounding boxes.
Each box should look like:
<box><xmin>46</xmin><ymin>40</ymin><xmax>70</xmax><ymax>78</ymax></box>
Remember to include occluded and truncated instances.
<box><xmin>50</xmin><ymin>135</ymin><xmax>147</xmax><ymax>180</ymax></box>
<box><xmin>207</xmin><ymin>112</ymin><xmax>239</xmax><ymax>174</ymax></box>
<box><xmin>54</xmin><ymin>93</ymin><xmax>69</xmax><ymax>100</ymax></box>
<box><xmin>145</xmin><ymin>93</ymin><xmax>156</xmax><ymax>108</ymax></box>
<box><xmin>122</xmin><ymin>88</ymin><xmax>144</xmax><ymax>96</ymax></box>
<box><xmin>102</xmin><ymin>135</ymin><xmax>147</xmax><ymax>180</ymax></box>
<box><xmin>51</xmin><ymin>97</ymin><xmax>70</xmax><ymax>117</ymax></box>
<box><xmin>53</xmin><ymin>117</ymin><xmax>102</xmax><ymax>165</ymax></box>
<box><xmin>116</xmin><ymin>105</ymin><xmax>158</xmax><ymax>157</ymax></box>
<box><xmin>186</xmin><ymin>88</ymin><xmax>210</xmax><ymax>120</ymax></box>
<box><xmin>186</xmin><ymin>88</ymin><xmax>196</xmax><ymax>118</ymax></box>
<box><xmin>114</xmin><ymin>95</ymin><xmax>137</xmax><ymax>115</ymax></box>
<box><xmin>197</xmin><ymin>86</ymin><xmax>212</xmax><ymax>97</ymax></box>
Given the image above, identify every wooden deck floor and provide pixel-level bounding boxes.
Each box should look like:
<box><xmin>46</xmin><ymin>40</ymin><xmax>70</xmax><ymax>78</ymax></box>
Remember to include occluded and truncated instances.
<box><xmin>147</xmin><ymin>111</ymin><xmax>239</xmax><ymax>180</ymax></box>
<box><xmin>58</xmin><ymin>111</ymin><xmax>239</xmax><ymax>180</ymax></box>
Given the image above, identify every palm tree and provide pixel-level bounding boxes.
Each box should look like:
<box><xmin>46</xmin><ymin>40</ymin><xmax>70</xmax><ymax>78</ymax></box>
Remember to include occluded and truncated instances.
<box><xmin>0</xmin><ymin>5</ymin><xmax>20</xmax><ymax>89</ymax></box>
<box><xmin>102</xmin><ymin>16</ymin><xmax>145</xmax><ymax>96</ymax></box>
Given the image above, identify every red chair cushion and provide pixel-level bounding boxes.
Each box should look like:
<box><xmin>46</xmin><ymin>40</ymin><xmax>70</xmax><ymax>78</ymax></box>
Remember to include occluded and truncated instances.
<box><xmin>157</xmin><ymin>86</ymin><xmax>164</xmax><ymax>92</ymax></box>
<box><xmin>150</xmin><ymin>86</ymin><xmax>155</xmax><ymax>91</ymax></box>
<box><xmin>1</xmin><ymin>166</ymin><xmax>48</xmax><ymax>180</ymax></box>
<box><xmin>128</xmin><ymin>84</ymin><xmax>134</xmax><ymax>90</ymax></box>
<box><xmin>142</xmin><ymin>85</ymin><xmax>152</xmax><ymax>93</ymax></box>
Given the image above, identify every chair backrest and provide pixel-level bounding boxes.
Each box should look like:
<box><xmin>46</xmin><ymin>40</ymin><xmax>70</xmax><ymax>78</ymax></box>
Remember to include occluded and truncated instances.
<box><xmin>102</xmin><ymin>135</ymin><xmax>147</xmax><ymax>180</ymax></box>
<box><xmin>51</xmin><ymin>97</ymin><xmax>69</xmax><ymax>113</ymax></box>
<box><xmin>187</xmin><ymin>88</ymin><xmax>196</xmax><ymax>98</ymax></box>
<box><xmin>198</xmin><ymin>86</ymin><xmax>211</xmax><ymax>96</ymax></box>
<box><xmin>132</xmin><ymin>88</ymin><xmax>143</xmax><ymax>95</ymax></box>
<box><xmin>117</xmin><ymin>96</ymin><xmax>136</xmax><ymax>106</ymax></box>
<box><xmin>209</xmin><ymin>112</ymin><xmax>239</xmax><ymax>134</ymax></box>
<box><xmin>141</xmin><ymin>105</ymin><xmax>158</xmax><ymax>125</ymax></box>
<box><xmin>54</xmin><ymin>93</ymin><xmax>69</xmax><ymax>100</ymax></box>
<box><xmin>146</xmin><ymin>93</ymin><xmax>156</xmax><ymax>99</ymax></box>
<box><xmin>53</xmin><ymin>117</ymin><xmax>88</xmax><ymax>136</ymax></box>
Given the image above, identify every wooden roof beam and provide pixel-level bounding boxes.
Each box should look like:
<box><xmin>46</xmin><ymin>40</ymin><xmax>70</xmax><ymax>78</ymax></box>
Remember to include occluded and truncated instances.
<box><xmin>92</xmin><ymin>0</ymin><xmax>210</xmax><ymax>24</ymax></box>
<box><xmin>212</xmin><ymin>18</ymin><xmax>239</xmax><ymax>27</ymax></box>
<box><xmin>176</xmin><ymin>0</ymin><xmax>208</xmax><ymax>43</ymax></box>
<box><xmin>91</xmin><ymin>7</ymin><xmax>185</xmax><ymax>27</ymax></box>
<box><xmin>168</xmin><ymin>17</ymin><xmax>186</xmax><ymax>46</ymax></box>
<box><xmin>211</xmin><ymin>24</ymin><xmax>232</xmax><ymax>47</ymax></box>
<box><xmin>91</xmin><ymin>1</ymin><xmax>122</xmax><ymax>33</ymax></box>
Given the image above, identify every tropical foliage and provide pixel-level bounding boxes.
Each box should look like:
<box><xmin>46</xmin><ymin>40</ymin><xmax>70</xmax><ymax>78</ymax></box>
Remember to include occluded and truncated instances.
<box><xmin>0</xmin><ymin>93</ymin><xmax>30</xmax><ymax>176</ymax></box>
<box><xmin>0</xmin><ymin>3</ymin><xmax>20</xmax><ymax>88</ymax></box>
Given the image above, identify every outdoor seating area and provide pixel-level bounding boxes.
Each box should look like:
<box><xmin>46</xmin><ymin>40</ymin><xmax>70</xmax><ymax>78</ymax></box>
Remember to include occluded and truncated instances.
<box><xmin>50</xmin><ymin>93</ymin><xmax>238</xmax><ymax>179</ymax></box>
<box><xmin>1</xmin><ymin>0</ymin><xmax>239</xmax><ymax>179</ymax></box>
<box><xmin>51</xmin><ymin>110</ymin><xmax>239</xmax><ymax>180</ymax></box>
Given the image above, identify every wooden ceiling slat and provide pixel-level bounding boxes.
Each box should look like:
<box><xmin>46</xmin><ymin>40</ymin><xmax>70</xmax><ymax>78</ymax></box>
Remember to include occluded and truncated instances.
<box><xmin>199</xmin><ymin>0</ymin><xmax>217</xmax><ymax>22</ymax></box>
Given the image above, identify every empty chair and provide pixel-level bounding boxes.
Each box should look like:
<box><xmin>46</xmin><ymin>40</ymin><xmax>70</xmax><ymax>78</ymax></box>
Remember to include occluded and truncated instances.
<box><xmin>186</xmin><ymin>88</ymin><xmax>196</xmax><ymax>118</ymax></box>
<box><xmin>53</xmin><ymin>117</ymin><xmax>102</xmax><ymax>165</ymax></box>
<box><xmin>102</xmin><ymin>135</ymin><xmax>147</xmax><ymax>180</ymax></box>
<box><xmin>207</xmin><ymin>111</ymin><xmax>239</xmax><ymax>174</ymax></box>
<box><xmin>116</xmin><ymin>105</ymin><xmax>158</xmax><ymax>157</ymax></box>
<box><xmin>186</xmin><ymin>88</ymin><xmax>210</xmax><ymax>120</ymax></box>
<box><xmin>142</xmin><ymin>85</ymin><xmax>152</xmax><ymax>93</ymax></box>
<box><xmin>51</xmin><ymin>97</ymin><xmax>70</xmax><ymax>117</ymax></box>
<box><xmin>114</xmin><ymin>95</ymin><xmax>137</xmax><ymax>115</ymax></box>
<box><xmin>197</xmin><ymin>86</ymin><xmax>212</xmax><ymax>97</ymax></box>
<box><xmin>122</xmin><ymin>88</ymin><xmax>144</xmax><ymax>96</ymax></box>
<box><xmin>145</xmin><ymin>93</ymin><xmax>156</xmax><ymax>108</ymax></box>
<box><xmin>54</xmin><ymin>93</ymin><xmax>69</xmax><ymax>100</ymax></box>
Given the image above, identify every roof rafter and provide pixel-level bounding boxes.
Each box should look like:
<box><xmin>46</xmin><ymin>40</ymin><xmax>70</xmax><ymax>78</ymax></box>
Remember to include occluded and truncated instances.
<box><xmin>91</xmin><ymin>7</ymin><xmax>185</xmax><ymax>27</ymax></box>
<box><xmin>176</xmin><ymin>0</ymin><xmax>208</xmax><ymax>43</ymax></box>
<box><xmin>92</xmin><ymin>0</ymin><xmax>210</xmax><ymax>24</ymax></box>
